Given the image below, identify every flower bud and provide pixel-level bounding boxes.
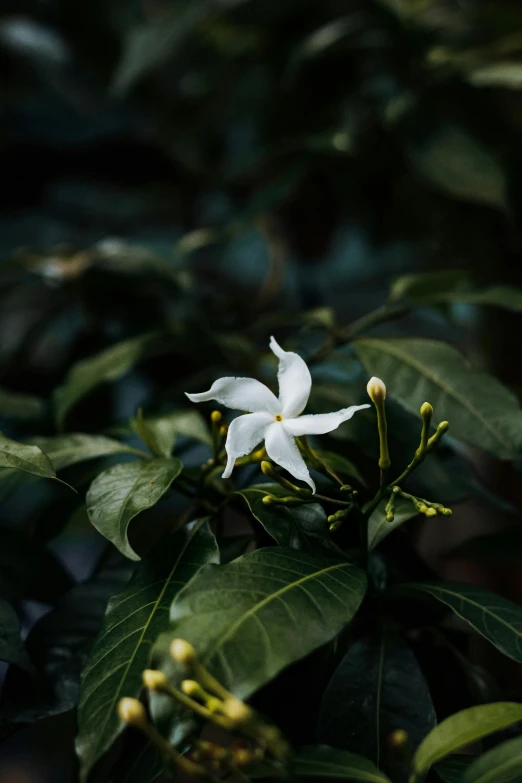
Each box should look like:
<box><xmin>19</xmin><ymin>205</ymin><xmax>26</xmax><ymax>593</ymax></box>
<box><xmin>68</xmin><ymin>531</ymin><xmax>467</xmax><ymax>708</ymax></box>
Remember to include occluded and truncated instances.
<box><xmin>219</xmin><ymin>424</ymin><xmax>228</xmax><ymax>437</ymax></box>
<box><xmin>367</xmin><ymin>376</ymin><xmax>386</xmax><ymax>405</ymax></box>
<box><xmin>211</xmin><ymin>410</ymin><xmax>222</xmax><ymax>424</ymax></box>
<box><xmin>424</xmin><ymin>507</ymin><xmax>437</xmax><ymax>517</ymax></box>
<box><xmin>142</xmin><ymin>669</ymin><xmax>169</xmax><ymax>692</ymax></box>
<box><xmin>220</xmin><ymin>697</ymin><xmax>252</xmax><ymax>725</ymax></box>
<box><xmin>261</xmin><ymin>460</ymin><xmax>275</xmax><ymax>477</ymax></box>
<box><xmin>170</xmin><ymin>638</ymin><xmax>196</xmax><ymax>665</ymax></box>
<box><xmin>262</xmin><ymin>494</ymin><xmax>276</xmax><ymax>505</ymax></box>
<box><xmin>420</xmin><ymin>402</ymin><xmax>433</xmax><ymax>419</ymax></box>
<box><xmin>181</xmin><ymin>679</ymin><xmax>204</xmax><ymax>698</ymax></box>
<box><xmin>118</xmin><ymin>698</ymin><xmax>147</xmax><ymax>728</ymax></box>
<box><xmin>388</xmin><ymin>729</ymin><xmax>409</xmax><ymax>749</ymax></box>
<box><xmin>437</xmin><ymin>421</ymin><xmax>449</xmax><ymax>434</ymax></box>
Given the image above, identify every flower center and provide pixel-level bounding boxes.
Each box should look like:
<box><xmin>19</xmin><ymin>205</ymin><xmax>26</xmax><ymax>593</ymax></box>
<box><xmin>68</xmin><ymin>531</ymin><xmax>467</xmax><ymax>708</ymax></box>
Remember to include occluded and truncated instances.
<box><xmin>274</xmin><ymin>414</ymin><xmax>283</xmax><ymax>422</ymax></box>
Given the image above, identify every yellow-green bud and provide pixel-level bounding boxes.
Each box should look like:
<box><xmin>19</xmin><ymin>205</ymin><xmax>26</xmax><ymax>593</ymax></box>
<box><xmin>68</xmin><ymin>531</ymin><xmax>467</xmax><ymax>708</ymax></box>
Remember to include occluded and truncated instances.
<box><xmin>181</xmin><ymin>679</ymin><xmax>203</xmax><ymax>698</ymax></box>
<box><xmin>219</xmin><ymin>424</ymin><xmax>228</xmax><ymax>437</ymax></box>
<box><xmin>386</xmin><ymin>511</ymin><xmax>395</xmax><ymax>522</ymax></box>
<box><xmin>388</xmin><ymin>729</ymin><xmax>409</xmax><ymax>748</ymax></box>
<box><xmin>142</xmin><ymin>669</ymin><xmax>169</xmax><ymax>692</ymax></box>
<box><xmin>118</xmin><ymin>698</ymin><xmax>147</xmax><ymax>728</ymax></box>
<box><xmin>420</xmin><ymin>402</ymin><xmax>433</xmax><ymax>419</ymax></box>
<box><xmin>440</xmin><ymin>507</ymin><xmax>452</xmax><ymax>516</ymax></box>
<box><xmin>170</xmin><ymin>638</ymin><xmax>196</xmax><ymax>665</ymax></box>
<box><xmin>262</xmin><ymin>494</ymin><xmax>276</xmax><ymax>505</ymax></box>
<box><xmin>424</xmin><ymin>507</ymin><xmax>437</xmax><ymax>517</ymax></box>
<box><xmin>261</xmin><ymin>460</ymin><xmax>274</xmax><ymax>477</ymax></box>
<box><xmin>367</xmin><ymin>376</ymin><xmax>386</xmax><ymax>405</ymax></box>
<box><xmin>438</xmin><ymin>421</ymin><xmax>449</xmax><ymax>433</ymax></box>
<box><xmin>221</xmin><ymin>697</ymin><xmax>252</xmax><ymax>724</ymax></box>
<box><xmin>211</xmin><ymin>410</ymin><xmax>222</xmax><ymax>424</ymax></box>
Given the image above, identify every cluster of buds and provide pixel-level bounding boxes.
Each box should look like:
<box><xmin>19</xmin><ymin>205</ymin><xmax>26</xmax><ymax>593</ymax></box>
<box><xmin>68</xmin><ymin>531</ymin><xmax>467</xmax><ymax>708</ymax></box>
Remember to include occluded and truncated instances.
<box><xmin>117</xmin><ymin>639</ymin><xmax>289</xmax><ymax>780</ymax></box>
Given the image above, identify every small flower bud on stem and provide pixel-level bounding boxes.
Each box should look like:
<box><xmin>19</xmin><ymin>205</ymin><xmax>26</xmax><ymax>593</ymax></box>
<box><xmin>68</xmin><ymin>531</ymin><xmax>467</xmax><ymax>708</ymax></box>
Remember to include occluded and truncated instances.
<box><xmin>261</xmin><ymin>461</ymin><xmax>312</xmax><ymax>497</ymax></box>
<box><xmin>367</xmin><ymin>377</ymin><xmax>391</xmax><ymax>474</ymax></box>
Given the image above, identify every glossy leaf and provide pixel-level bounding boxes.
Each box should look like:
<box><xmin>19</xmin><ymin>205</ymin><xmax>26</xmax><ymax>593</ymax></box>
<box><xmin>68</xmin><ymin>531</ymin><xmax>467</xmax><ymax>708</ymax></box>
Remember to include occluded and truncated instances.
<box><xmin>0</xmin><ymin>599</ymin><xmax>32</xmax><ymax>671</ymax></box>
<box><xmin>154</xmin><ymin>548</ymin><xmax>367</xmax><ymax>728</ymax></box>
<box><xmin>54</xmin><ymin>333</ymin><xmax>165</xmax><ymax>428</ymax></box>
<box><xmin>399</xmin><ymin>582</ymin><xmax>522</xmax><ymax>663</ymax></box>
<box><xmin>314</xmin><ymin>450</ymin><xmax>366</xmax><ymax>486</ymax></box>
<box><xmin>389</xmin><ymin>271</ymin><xmax>522</xmax><ymax>312</ymax></box>
<box><xmin>408</xmin><ymin>125</ymin><xmax>507</xmax><ymax>209</ymax></box>
<box><xmin>294</xmin><ymin>745</ymin><xmax>391</xmax><ymax>782</ymax></box>
<box><xmin>462</xmin><ymin>735</ymin><xmax>522</xmax><ymax>783</ymax></box>
<box><xmin>354</xmin><ymin>338</ymin><xmax>522</xmax><ymax>459</ymax></box>
<box><xmin>435</xmin><ymin>756</ymin><xmax>473</xmax><ymax>783</ymax></box>
<box><xmin>237</xmin><ymin>483</ymin><xmax>333</xmax><ymax>551</ymax></box>
<box><xmin>86</xmin><ymin>457</ymin><xmax>183</xmax><ymax>560</ymax></box>
<box><xmin>131</xmin><ymin>409</ymin><xmax>211</xmax><ymax>457</ymax></box>
<box><xmin>0</xmin><ymin>433</ymin><xmax>56</xmax><ymax>478</ymax></box>
<box><xmin>316</xmin><ymin>630</ymin><xmax>435</xmax><ymax>766</ymax></box>
<box><xmin>76</xmin><ymin>520</ymin><xmax>218</xmax><ymax>783</ymax></box>
<box><xmin>412</xmin><ymin>703</ymin><xmax>522</xmax><ymax>777</ymax></box>
<box><xmin>367</xmin><ymin>496</ymin><xmax>419</xmax><ymax>550</ymax></box>
<box><xmin>35</xmin><ymin>433</ymin><xmax>142</xmax><ymax>470</ymax></box>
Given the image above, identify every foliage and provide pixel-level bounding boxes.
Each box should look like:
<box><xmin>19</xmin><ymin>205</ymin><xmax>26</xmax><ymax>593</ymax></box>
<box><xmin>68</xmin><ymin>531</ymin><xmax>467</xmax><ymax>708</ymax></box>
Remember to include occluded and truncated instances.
<box><xmin>2</xmin><ymin>1</ymin><xmax>522</xmax><ymax>782</ymax></box>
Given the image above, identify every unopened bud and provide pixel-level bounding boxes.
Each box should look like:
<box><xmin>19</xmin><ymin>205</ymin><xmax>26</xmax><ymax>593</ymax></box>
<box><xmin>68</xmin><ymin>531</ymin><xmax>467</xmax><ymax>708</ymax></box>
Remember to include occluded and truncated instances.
<box><xmin>437</xmin><ymin>421</ymin><xmax>449</xmax><ymax>433</ymax></box>
<box><xmin>211</xmin><ymin>410</ymin><xmax>222</xmax><ymax>424</ymax></box>
<box><xmin>440</xmin><ymin>507</ymin><xmax>452</xmax><ymax>516</ymax></box>
<box><xmin>262</xmin><ymin>494</ymin><xmax>276</xmax><ymax>505</ymax></box>
<box><xmin>170</xmin><ymin>638</ymin><xmax>196</xmax><ymax>665</ymax></box>
<box><xmin>118</xmin><ymin>698</ymin><xmax>147</xmax><ymax>728</ymax></box>
<box><xmin>367</xmin><ymin>376</ymin><xmax>386</xmax><ymax>405</ymax></box>
<box><xmin>261</xmin><ymin>461</ymin><xmax>275</xmax><ymax>477</ymax></box>
<box><xmin>420</xmin><ymin>402</ymin><xmax>433</xmax><ymax>419</ymax></box>
<box><xmin>424</xmin><ymin>507</ymin><xmax>437</xmax><ymax>517</ymax></box>
<box><xmin>221</xmin><ymin>697</ymin><xmax>252</xmax><ymax>724</ymax></box>
<box><xmin>234</xmin><ymin>748</ymin><xmax>263</xmax><ymax>767</ymax></box>
<box><xmin>142</xmin><ymin>669</ymin><xmax>169</xmax><ymax>692</ymax></box>
<box><xmin>388</xmin><ymin>729</ymin><xmax>409</xmax><ymax>748</ymax></box>
<box><xmin>219</xmin><ymin>424</ymin><xmax>228</xmax><ymax>437</ymax></box>
<box><xmin>181</xmin><ymin>679</ymin><xmax>204</xmax><ymax>698</ymax></box>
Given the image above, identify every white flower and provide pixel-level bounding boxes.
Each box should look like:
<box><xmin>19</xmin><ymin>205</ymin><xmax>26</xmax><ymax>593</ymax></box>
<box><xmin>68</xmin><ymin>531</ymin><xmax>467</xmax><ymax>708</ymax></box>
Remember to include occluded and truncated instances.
<box><xmin>186</xmin><ymin>336</ymin><xmax>369</xmax><ymax>493</ymax></box>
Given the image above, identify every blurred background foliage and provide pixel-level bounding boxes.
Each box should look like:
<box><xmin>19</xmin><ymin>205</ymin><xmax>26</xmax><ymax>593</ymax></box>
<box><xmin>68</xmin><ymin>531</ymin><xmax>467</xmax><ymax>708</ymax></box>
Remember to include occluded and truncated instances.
<box><xmin>2</xmin><ymin>0</ymin><xmax>522</xmax><ymax>780</ymax></box>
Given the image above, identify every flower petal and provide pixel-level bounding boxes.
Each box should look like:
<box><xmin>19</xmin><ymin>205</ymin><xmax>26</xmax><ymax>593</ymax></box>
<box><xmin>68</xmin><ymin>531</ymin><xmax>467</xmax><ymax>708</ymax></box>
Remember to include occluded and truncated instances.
<box><xmin>186</xmin><ymin>377</ymin><xmax>280</xmax><ymax>415</ymax></box>
<box><xmin>222</xmin><ymin>412</ymin><xmax>274</xmax><ymax>478</ymax></box>
<box><xmin>264</xmin><ymin>421</ymin><xmax>316</xmax><ymax>493</ymax></box>
<box><xmin>270</xmin><ymin>336</ymin><xmax>312</xmax><ymax>418</ymax></box>
<box><xmin>283</xmin><ymin>405</ymin><xmax>370</xmax><ymax>436</ymax></box>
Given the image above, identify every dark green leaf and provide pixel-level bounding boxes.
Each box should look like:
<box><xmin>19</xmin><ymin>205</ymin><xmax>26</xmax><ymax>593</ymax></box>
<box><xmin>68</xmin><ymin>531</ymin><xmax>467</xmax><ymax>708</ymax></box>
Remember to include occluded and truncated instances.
<box><xmin>54</xmin><ymin>333</ymin><xmax>165</xmax><ymax>429</ymax></box>
<box><xmin>0</xmin><ymin>387</ymin><xmax>45</xmax><ymax>421</ymax></box>
<box><xmin>316</xmin><ymin>630</ymin><xmax>435</xmax><ymax>767</ymax></box>
<box><xmin>237</xmin><ymin>483</ymin><xmax>334</xmax><ymax>551</ymax></box>
<box><xmin>367</xmin><ymin>496</ymin><xmax>419</xmax><ymax>551</ymax></box>
<box><xmin>408</xmin><ymin>126</ymin><xmax>507</xmax><ymax>209</ymax></box>
<box><xmin>35</xmin><ymin>433</ymin><xmax>143</xmax><ymax>470</ymax></box>
<box><xmin>398</xmin><ymin>582</ymin><xmax>522</xmax><ymax>663</ymax></box>
<box><xmin>314</xmin><ymin>450</ymin><xmax>367</xmax><ymax>486</ymax></box>
<box><xmin>412</xmin><ymin>703</ymin><xmax>522</xmax><ymax>777</ymax></box>
<box><xmin>389</xmin><ymin>271</ymin><xmax>522</xmax><ymax>312</ymax></box>
<box><xmin>294</xmin><ymin>745</ymin><xmax>391</xmax><ymax>782</ymax></box>
<box><xmin>153</xmin><ymin>548</ymin><xmax>367</xmax><ymax>737</ymax></box>
<box><xmin>76</xmin><ymin>520</ymin><xmax>218</xmax><ymax>783</ymax></box>
<box><xmin>86</xmin><ymin>457</ymin><xmax>183</xmax><ymax>560</ymax></box>
<box><xmin>354</xmin><ymin>338</ymin><xmax>522</xmax><ymax>459</ymax></box>
<box><xmin>0</xmin><ymin>433</ymin><xmax>55</xmax><ymax>478</ymax></box>
<box><xmin>131</xmin><ymin>410</ymin><xmax>211</xmax><ymax>456</ymax></box>
<box><xmin>435</xmin><ymin>756</ymin><xmax>473</xmax><ymax>783</ymax></box>
<box><xmin>468</xmin><ymin>63</ymin><xmax>522</xmax><ymax>89</ymax></box>
<box><xmin>462</xmin><ymin>735</ymin><xmax>522</xmax><ymax>783</ymax></box>
<box><xmin>0</xmin><ymin>599</ymin><xmax>32</xmax><ymax>671</ymax></box>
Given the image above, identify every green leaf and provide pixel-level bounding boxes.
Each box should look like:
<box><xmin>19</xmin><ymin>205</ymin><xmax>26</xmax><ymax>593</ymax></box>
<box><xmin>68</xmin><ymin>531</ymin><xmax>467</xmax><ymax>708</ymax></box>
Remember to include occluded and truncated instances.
<box><xmin>76</xmin><ymin>520</ymin><xmax>218</xmax><ymax>783</ymax></box>
<box><xmin>314</xmin><ymin>450</ymin><xmax>367</xmax><ymax>486</ymax></box>
<box><xmin>86</xmin><ymin>457</ymin><xmax>183</xmax><ymax>560</ymax></box>
<box><xmin>408</xmin><ymin>125</ymin><xmax>507</xmax><ymax>209</ymax></box>
<box><xmin>237</xmin><ymin>483</ymin><xmax>334</xmax><ymax>551</ymax></box>
<box><xmin>316</xmin><ymin>630</ymin><xmax>435</xmax><ymax>767</ymax></box>
<box><xmin>34</xmin><ymin>433</ymin><xmax>143</xmax><ymax>470</ymax></box>
<box><xmin>462</xmin><ymin>736</ymin><xmax>522</xmax><ymax>783</ymax></box>
<box><xmin>0</xmin><ymin>387</ymin><xmax>45</xmax><ymax>421</ymax></box>
<box><xmin>398</xmin><ymin>582</ymin><xmax>522</xmax><ymax>663</ymax></box>
<box><xmin>368</xmin><ymin>496</ymin><xmax>419</xmax><ymax>550</ymax></box>
<box><xmin>0</xmin><ymin>598</ymin><xmax>32</xmax><ymax>671</ymax></box>
<box><xmin>54</xmin><ymin>333</ymin><xmax>166</xmax><ymax>429</ymax></box>
<box><xmin>294</xmin><ymin>745</ymin><xmax>391</xmax><ymax>782</ymax></box>
<box><xmin>154</xmin><ymin>548</ymin><xmax>367</xmax><ymax>726</ymax></box>
<box><xmin>412</xmin><ymin>703</ymin><xmax>522</xmax><ymax>777</ymax></box>
<box><xmin>354</xmin><ymin>338</ymin><xmax>522</xmax><ymax>459</ymax></box>
<box><xmin>435</xmin><ymin>756</ymin><xmax>473</xmax><ymax>783</ymax></box>
<box><xmin>0</xmin><ymin>433</ymin><xmax>56</xmax><ymax>478</ymax></box>
<box><xmin>131</xmin><ymin>409</ymin><xmax>211</xmax><ymax>457</ymax></box>
<box><xmin>388</xmin><ymin>271</ymin><xmax>522</xmax><ymax>312</ymax></box>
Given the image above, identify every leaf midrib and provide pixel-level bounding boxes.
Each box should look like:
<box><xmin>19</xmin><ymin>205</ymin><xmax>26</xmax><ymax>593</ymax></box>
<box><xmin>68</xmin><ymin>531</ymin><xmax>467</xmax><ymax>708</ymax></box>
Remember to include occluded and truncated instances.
<box><xmin>201</xmin><ymin>559</ymin><xmax>356</xmax><ymax>669</ymax></box>
<box><xmin>0</xmin><ymin>445</ymin><xmax>54</xmax><ymax>477</ymax></box>
<box><xmin>83</xmin><ymin>519</ymin><xmax>203</xmax><ymax>767</ymax></box>
<box><xmin>357</xmin><ymin>338</ymin><xmax>510</xmax><ymax>452</ymax></box>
